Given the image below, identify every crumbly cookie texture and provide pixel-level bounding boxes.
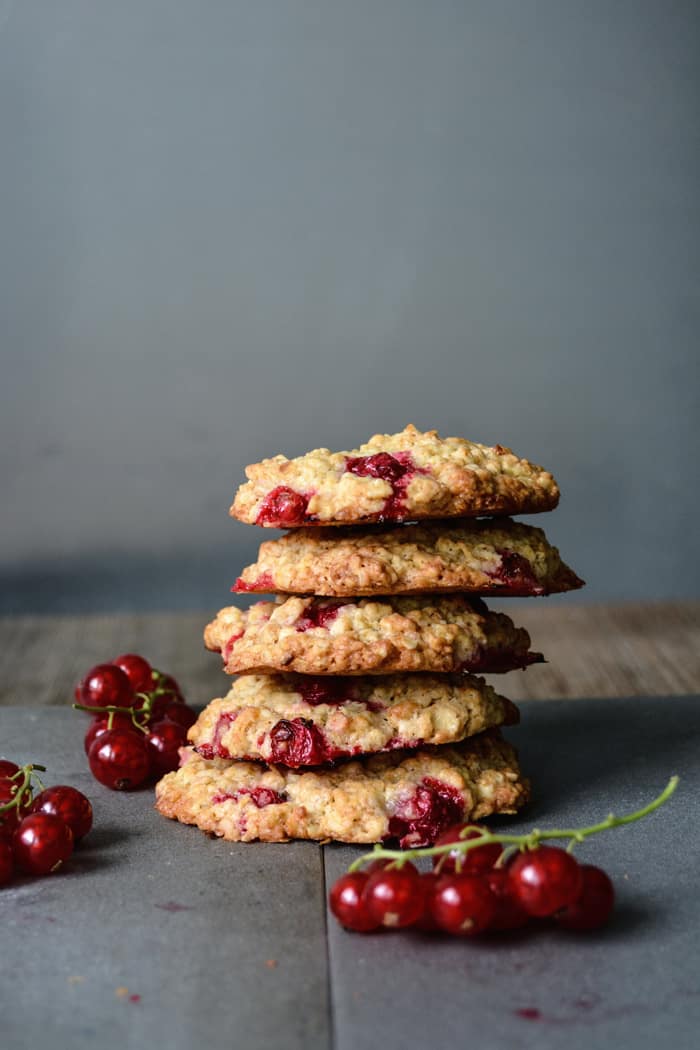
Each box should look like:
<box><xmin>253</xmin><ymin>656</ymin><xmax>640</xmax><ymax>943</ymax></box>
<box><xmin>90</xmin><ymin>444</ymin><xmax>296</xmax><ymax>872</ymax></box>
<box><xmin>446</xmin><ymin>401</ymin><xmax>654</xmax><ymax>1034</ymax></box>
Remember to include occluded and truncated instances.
<box><xmin>230</xmin><ymin>424</ymin><xmax>559</xmax><ymax>527</ymax></box>
<box><xmin>155</xmin><ymin>732</ymin><xmax>529</xmax><ymax>845</ymax></box>
<box><xmin>234</xmin><ymin>519</ymin><xmax>583</xmax><ymax>597</ymax></box>
<box><xmin>203</xmin><ymin>595</ymin><xmax>542</xmax><ymax>676</ymax></box>
<box><xmin>189</xmin><ymin>673</ymin><xmax>519</xmax><ymax>766</ymax></box>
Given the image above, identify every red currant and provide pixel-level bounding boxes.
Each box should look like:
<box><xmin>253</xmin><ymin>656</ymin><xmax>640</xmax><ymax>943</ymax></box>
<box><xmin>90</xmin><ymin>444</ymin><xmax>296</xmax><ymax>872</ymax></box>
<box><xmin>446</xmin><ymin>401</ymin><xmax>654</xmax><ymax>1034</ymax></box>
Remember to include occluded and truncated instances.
<box><xmin>364</xmin><ymin>858</ymin><xmax>391</xmax><ymax>875</ymax></box>
<box><xmin>329</xmin><ymin>872</ymin><xmax>379</xmax><ymax>932</ymax></box>
<box><xmin>84</xmin><ymin>713</ymin><xmax>136</xmax><ymax>755</ymax></box>
<box><xmin>414</xmin><ymin>872</ymin><xmax>441</xmax><ymax>931</ymax></box>
<box><xmin>555</xmin><ymin>865</ymin><xmax>615</xmax><ymax>930</ymax></box>
<box><xmin>508</xmin><ymin>846</ymin><xmax>584</xmax><ymax>917</ymax></box>
<box><xmin>484</xmin><ymin>868</ymin><xmax>530</xmax><ymax>931</ymax></box>
<box><xmin>31</xmin><ymin>786</ymin><xmax>93</xmax><ymax>843</ymax></box>
<box><xmin>88</xmin><ymin>729</ymin><xmax>150</xmax><ymax>790</ymax></box>
<box><xmin>432</xmin><ymin>825</ymin><xmax>502</xmax><ymax>874</ymax></box>
<box><xmin>113</xmin><ymin>653</ymin><xmax>153</xmax><ymax>693</ymax></box>
<box><xmin>161</xmin><ymin>703</ymin><xmax>197</xmax><ymax>731</ymax></box>
<box><xmin>157</xmin><ymin>673</ymin><xmax>183</xmax><ymax>697</ymax></box>
<box><xmin>0</xmin><ymin>760</ymin><xmax>20</xmax><ymax>779</ymax></box>
<box><xmin>79</xmin><ymin>664</ymin><xmax>134</xmax><ymax>710</ymax></box>
<box><xmin>0</xmin><ymin>840</ymin><xmax>14</xmax><ymax>885</ymax></box>
<box><xmin>14</xmin><ymin>813</ymin><xmax>74</xmax><ymax>875</ymax></box>
<box><xmin>429</xmin><ymin>873</ymin><xmax>496</xmax><ymax>935</ymax></box>
<box><xmin>364</xmin><ymin>862</ymin><xmax>425</xmax><ymax>928</ymax></box>
<box><xmin>146</xmin><ymin>720</ymin><xmax>187</xmax><ymax>777</ymax></box>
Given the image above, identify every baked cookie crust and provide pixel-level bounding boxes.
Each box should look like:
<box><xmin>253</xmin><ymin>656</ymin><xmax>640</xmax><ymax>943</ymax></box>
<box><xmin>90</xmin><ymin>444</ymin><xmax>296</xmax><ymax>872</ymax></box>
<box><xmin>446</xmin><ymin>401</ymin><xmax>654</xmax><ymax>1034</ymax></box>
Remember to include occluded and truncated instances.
<box><xmin>230</xmin><ymin>424</ymin><xmax>559</xmax><ymax>527</ymax></box>
<box><xmin>234</xmin><ymin>518</ymin><xmax>583</xmax><ymax>597</ymax></box>
<box><xmin>204</xmin><ymin>595</ymin><xmax>543</xmax><ymax>676</ymax></box>
<box><xmin>155</xmin><ymin>732</ymin><xmax>529</xmax><ymax>845</ymax></box>
<box><xmin>189</xmin><ymin>673</ymin><xmax>519</xmax><ymax>766</ymax></box>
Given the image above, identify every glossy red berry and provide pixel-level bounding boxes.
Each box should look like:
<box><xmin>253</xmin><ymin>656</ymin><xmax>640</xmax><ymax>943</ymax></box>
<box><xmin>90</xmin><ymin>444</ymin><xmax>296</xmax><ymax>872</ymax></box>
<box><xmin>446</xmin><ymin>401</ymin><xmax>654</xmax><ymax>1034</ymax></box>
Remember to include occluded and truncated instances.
<box><xmin>88</xmin><ymin>729</ymin><xmax>150</xmax><ymax>790</ymax></box>
<box><xmin>364</xmin><ymin>862</ymin><xmax>425</xmax><ymax>928</ymax></box>
<box><xmin>508</xmin><ymin>846</ymin><xmax>584</xmax><ymax>917</ymax></box>
<box><xmin>84</xmin><ymin>713</ymin><xmax>136</xmax><ymax>755</ymax></box>
<box><xmin>414</xmin><ymin>872</ymin><xmax>441</xmax><ymax>931</ymax></box>
<box><xmin>555</xmin><ymin>865</ymin><xmax>615</xmax><ymax>930</ymax></box>
<box><xmin>14</xmin><ymin>813</ymin><xmax>74</xmax><ymax>875</ymax></box>
<box><xmin>329</xmin><ymin>872</ymin><xmax>379</xmax><ymax>932</ymax></box>
<box><xmin>432</xmin><ymin>825</ymin><xmax>502</xmax><ymax>874</ymax></box>
<box><xmin>113</xmin><ymin>653</ymin><xmax>153</xmax><ymax>693</ymax></box>
<box><xmin>0</xmin><ymin>840</ymin><xmax>14</xmax><ymax>885</ymax></box>
<box><xmin>161</xmin><ymin>703</ymin><xmax>197</xmax><ymax>731</ymax></box>
<box><xmin>31</xmin><ymin>786</ymin><xmax>93</xmax><ymax>843</ymax></box>
<box><xmin>364</xmin><ymin>858</ymin><xmax>391</xmax><ymax>876</ymax></box>
<box><xmin>79</xmin><ymin>664</ymin><xmax>134</xmax><ymax>710</ymax></box>
<box><xmin>484</xmin><ymin>868</ymin><xmax>530</xmax><ymax>931</ymax></box>
<box><xmin>0</xmin><ymin>760</ymin><xmax>20</xmax><ymax>779</ymax></box>
<box><xmin>157</xmin><ymin>673</ymin><xmax>183</xmax><ymax>697</ymax></box>
<box><xmin>146</xmin><ymin>720</ymin><xmax>187</xmax><ymax>777</ymax></box>
<box><xmin>429</xmin><ymin>873</ymin><xmax>496</xmax><ymax>935</ymax></box>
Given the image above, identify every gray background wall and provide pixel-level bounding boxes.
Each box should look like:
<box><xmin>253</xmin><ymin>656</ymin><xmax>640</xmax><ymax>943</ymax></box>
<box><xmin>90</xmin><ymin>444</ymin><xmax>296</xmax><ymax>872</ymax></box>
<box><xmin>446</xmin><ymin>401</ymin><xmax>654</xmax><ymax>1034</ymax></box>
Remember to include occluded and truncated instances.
<box><xmin>1</xmin><ymin>0</ymin><xmax>698</xmax><ymax>613</ymax></box>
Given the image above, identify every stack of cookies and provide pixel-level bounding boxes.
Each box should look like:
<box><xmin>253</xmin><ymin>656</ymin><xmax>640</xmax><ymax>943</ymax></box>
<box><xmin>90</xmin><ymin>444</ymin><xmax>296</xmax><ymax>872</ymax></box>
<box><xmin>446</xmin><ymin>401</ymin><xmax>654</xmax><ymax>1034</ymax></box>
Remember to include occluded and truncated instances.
<box><xmin>156</xmin><ymin>425</ymin><xmax>583</xmax><ymax>846</ymax></box>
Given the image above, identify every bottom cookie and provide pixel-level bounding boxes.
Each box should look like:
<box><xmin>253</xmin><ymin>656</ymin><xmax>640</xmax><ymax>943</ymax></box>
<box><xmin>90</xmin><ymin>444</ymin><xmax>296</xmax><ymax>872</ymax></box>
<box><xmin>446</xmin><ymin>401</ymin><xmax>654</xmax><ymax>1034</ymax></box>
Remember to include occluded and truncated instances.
<box><xmin>155</xmin><ymin>731</ymin><xmax>529</xmax><ymax>846</ymax></box>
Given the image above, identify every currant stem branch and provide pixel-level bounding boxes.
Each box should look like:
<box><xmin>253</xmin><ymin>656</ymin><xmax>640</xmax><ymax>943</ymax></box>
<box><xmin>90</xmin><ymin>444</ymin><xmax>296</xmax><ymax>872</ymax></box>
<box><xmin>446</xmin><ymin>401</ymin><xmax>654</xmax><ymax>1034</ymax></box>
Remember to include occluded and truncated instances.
<box><xmin>73</xmin><ymin>701</ymin><xmax>150</xmax><ymax>733</ymax></box>
<box><xmin>0</xmin><ymin>763</ymin><xmax>45</xmax><ymax>815</ymax></box>
<box><xmin>347</xmin><ymin>776</ymin><xmax>679</xmax><ymax>873</ymax></box>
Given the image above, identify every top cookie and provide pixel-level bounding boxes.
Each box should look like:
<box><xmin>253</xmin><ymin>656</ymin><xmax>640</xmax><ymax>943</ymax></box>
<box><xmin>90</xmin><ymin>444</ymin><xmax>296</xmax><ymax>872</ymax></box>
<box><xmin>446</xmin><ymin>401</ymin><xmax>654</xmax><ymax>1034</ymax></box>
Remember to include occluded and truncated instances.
<box><xmin>234</xmin><ymin>518</ymin><xmax>583</xmax><ymax>597</ymax></box>
<box><xmin>230</xmin><ymin>424</ymin><xmax>560</xmax><ymax>527</ymax></box>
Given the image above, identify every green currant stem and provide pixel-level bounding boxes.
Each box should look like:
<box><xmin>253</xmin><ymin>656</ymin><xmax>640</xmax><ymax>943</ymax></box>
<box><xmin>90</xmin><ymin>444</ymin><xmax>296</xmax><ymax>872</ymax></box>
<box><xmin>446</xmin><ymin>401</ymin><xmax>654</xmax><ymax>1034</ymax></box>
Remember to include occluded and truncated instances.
<box><xmin>0</xmin><ymin>763</ymin><xmax>45</xmax><ymax>815</ymax></box>
<box><xmin>347</xmin><ymin>775</ymin><xmax>679</xmax><ymax>873</ymax></box>
<box><xmin>72</xmin><ymin>701</ymin><xmax>149</xmax><ymax>734</ymax></box>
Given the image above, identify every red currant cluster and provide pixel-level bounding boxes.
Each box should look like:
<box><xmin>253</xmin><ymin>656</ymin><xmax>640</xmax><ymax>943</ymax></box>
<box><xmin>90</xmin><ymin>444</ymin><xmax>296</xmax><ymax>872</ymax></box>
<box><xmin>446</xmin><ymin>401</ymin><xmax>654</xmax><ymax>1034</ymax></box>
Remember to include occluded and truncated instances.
<box><xmin>331</xmin><ymin>829</ymin><xmax>613</xmax><ymax>936</ymax></box>
<box><xmin>329</xmin><ymin>776</ymin><xmax>678</xmax><ymax>937</ymax></box>
<box><xmin>0</xmin><ymin>761</ymin><xmax>93</xmax><ymax>887</ymax></box>
<box><xmin>74</xmin><ymin>653</ymin><xmax>197</xmax><ymax>790</ymax></box>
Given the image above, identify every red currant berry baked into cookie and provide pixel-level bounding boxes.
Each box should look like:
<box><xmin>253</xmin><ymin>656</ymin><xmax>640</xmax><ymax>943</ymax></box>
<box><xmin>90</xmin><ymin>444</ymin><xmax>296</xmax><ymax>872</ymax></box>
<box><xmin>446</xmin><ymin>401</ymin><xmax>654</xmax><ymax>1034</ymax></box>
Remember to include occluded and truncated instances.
<box><xmin>230</xmin><ymin>425</ymin><xmax>559</xmax><ymax>527</ymax></box>
<box><xmin>234</xmin><ymin>518</ymin><xmax>583</xmax><ymax>597</ymax></box>
<box><xmin>187</xmin><ymin>672</ymin><xmax>519</xmax><ymax>766</ymax></box>
<box><xmin>203</xmin><ymin>595</ymin><xmax>543</xmax><ymax>677</ymax></box>
<box><xmin>155</xmin><ymin>731</ymin><xmax>529</xmax><ymax>844</ymax></box>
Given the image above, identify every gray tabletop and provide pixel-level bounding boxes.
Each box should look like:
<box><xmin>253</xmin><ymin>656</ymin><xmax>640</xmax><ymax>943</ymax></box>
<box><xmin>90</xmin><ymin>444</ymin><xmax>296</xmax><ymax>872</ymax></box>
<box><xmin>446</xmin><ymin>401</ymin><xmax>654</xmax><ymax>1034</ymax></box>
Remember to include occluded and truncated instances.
<box><xmin>2</xmin><ymin>695</ymin><xmax>699</xmax><ymax>1050</ymax></box>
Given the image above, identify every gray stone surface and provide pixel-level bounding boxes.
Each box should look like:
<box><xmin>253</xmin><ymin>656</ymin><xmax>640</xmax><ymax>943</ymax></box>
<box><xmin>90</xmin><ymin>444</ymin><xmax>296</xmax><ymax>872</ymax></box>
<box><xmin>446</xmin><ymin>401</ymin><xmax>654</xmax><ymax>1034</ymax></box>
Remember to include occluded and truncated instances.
<box><xmin>0</xmin><ymin>709</ymin><xmax>330</xmax><ymax>1050</ymax></box>
<box><xmin>2</xmin><ymin>696</ymin><xmax>699</xmax><ymax>1049</ymax></box>
<box><xmin>325</xmin><ymin>695</ymin><xmax>700</xmax><ymax>1050</ymax></box>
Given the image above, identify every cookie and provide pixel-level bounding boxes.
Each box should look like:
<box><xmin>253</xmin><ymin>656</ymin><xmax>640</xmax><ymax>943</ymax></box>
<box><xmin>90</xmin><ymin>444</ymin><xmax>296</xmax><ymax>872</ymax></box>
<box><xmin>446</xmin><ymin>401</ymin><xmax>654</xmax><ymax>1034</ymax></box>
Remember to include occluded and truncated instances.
<box><xmin>204</xmin><ymin>595</ymin><xmax>543</xmax><ymax>676</ymax></box>
<box><xmin>155</xmin><ymin>731</ymin><xmax>529</xmax><ymax>845</ymax></box>
<box><xmin>189</xmin><ymin>673</ymin><xmax>519</xmax><ymax>766</ymax></box>
<box><xmin>230</xmin><ymin>424</ymin><xmax>559</xmax><ymax>527</ymax></box>
<box><xmin>234</xmin><ymin>518</ymin><xmax>583</xmax><ymax>597</ymax></box>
